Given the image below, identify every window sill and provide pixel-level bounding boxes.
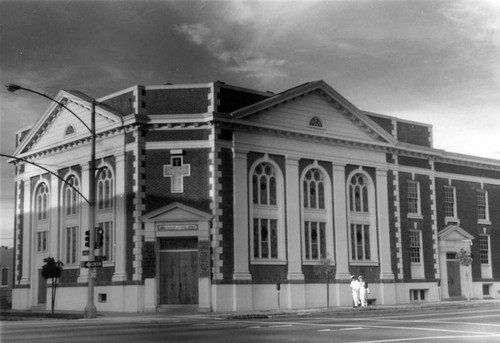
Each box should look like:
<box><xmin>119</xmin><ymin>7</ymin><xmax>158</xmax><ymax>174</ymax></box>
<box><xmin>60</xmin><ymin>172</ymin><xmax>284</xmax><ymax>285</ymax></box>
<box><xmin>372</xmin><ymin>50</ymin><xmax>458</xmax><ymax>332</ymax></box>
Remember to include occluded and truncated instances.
<box><xmin>478</xmin><ymin>220</ymin><xmax>491</xmax><ymax>225</ymax></box>
<box><xmin>445</xmin><ymin>217</ymin><xmax>460</xmax><ymax>226</ymax></box>
<box><xmin>303</xmin><ymin>260</ymin><xmax>336</xmax><ymax>266</ymax></box>
<box><xmin>407</xmin><ymin>213</ymin><xmax>423</xmax><ymax>220</ymax></box>
<box><xmin>251</xmin><ymin>259</ymin><xmax>287</xmax><ymax>265</ymax></box>
<box><xmin>349</xmin><ymin>261</ymin><xmax>379</xmax><ymax>266</ymax></box>
<box><xmin>65</xmin><ymin>264</ymin><xmax>81</xmax><ymax>269</ymax></box>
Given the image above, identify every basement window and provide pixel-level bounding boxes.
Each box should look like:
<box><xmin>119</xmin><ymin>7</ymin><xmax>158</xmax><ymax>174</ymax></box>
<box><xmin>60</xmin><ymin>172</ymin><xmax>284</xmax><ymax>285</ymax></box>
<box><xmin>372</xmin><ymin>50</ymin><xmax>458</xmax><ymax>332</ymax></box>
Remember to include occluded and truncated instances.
<box><xmin>98</xmin><ymin>293</ymin><xmax>107</xmax><ymax>303</ymax></box>
<box><xmin>410</xmin><ymin>289</ymin><xmax>427</xmax><ymax>302</ymax></box>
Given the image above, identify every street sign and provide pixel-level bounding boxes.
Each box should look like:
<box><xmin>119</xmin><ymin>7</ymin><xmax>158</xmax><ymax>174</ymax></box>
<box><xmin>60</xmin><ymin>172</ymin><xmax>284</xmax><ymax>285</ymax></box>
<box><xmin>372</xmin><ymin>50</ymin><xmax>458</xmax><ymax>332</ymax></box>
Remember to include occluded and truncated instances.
<box><xmin>82</xmin><ymin>261</ymin><xmax>103</xmax><ymax>268</ymax></box>
<box><xmin>94</xmin><ymin>256</ymin><xmax>107</xmax><ymax>261</ymax></box>
<box><xmin>82</xmin><ymin>250</ymin><xmax>89</xmax><ymax>256</ymax></box>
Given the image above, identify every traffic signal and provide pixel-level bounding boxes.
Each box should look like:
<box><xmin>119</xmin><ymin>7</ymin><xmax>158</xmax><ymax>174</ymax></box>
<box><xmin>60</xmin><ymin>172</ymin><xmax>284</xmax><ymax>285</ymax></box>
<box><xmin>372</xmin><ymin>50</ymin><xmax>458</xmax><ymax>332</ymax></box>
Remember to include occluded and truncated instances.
<box><xmin>84</xmin><ymin>230</ymin><xmax>90</xmax><ymax>248</ymax></box>
<box><xmin>96</xmin><ymin>227</ymin><xmax>104</xmax><ymax>248</ymax></box>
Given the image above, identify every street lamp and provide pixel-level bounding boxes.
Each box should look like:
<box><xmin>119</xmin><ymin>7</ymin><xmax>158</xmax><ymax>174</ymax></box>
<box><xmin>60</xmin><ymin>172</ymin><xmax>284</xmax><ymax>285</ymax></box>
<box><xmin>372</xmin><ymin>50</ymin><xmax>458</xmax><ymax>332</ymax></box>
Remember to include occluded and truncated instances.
<box><xmin>5</xmin><ymin>84</ymin><xmax>98</xmax><ymax>318</ymax></box>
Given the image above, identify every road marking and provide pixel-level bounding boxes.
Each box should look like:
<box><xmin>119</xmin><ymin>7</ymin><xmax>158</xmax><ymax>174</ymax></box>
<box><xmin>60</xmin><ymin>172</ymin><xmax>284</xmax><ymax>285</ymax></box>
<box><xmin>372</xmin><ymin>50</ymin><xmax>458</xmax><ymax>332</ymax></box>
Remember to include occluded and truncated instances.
<box><xmin>268</xmin><ymin>324</ymin><xmax>293</xmax><ymax>328</ymax></box>
<box><xmin>247</xmin><ymin>326</ymin><xmax>261</xmax><ymax>329</ymax></box>
<box><xmin>319</xmin><ymin>327</ymin><xmax>365</xmax><ymax>332</ymax></box>
<box><xmin>352</xmin><ymin>334</ymin><xmax>500</xmax><ymax>343</ymax></box>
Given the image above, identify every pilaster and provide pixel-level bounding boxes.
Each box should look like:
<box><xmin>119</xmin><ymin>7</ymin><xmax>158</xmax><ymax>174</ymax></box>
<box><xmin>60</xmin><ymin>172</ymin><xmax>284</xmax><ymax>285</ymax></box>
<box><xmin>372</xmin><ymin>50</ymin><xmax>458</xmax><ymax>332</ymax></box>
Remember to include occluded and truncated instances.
<box><xmin>376</xmin><ymin>168</ymin><xmax>394</xmax><ymax>280</ymax></box>
<box><xmin>333</xmin><ymin>164</ymin><xmax>350</xmax><ymax>280</ymax></box>
<box><xmin>232</xmin><ymin>149</ymin><xmax>251</xmax><ymax>281</ymax></box>
<box><xmin>285</xmin><ymin>155</ymin><xmax>304</xmax><ymax>281</ymax></box>
<box><xmin>20</xmin><ymin>178</ymin><xmax>32</xmax><ymax>286</ymax></box>
<box><xmin>112</xmin><ymin>153</ymin><xmax>127</xmax><ymax>282</ymax></box>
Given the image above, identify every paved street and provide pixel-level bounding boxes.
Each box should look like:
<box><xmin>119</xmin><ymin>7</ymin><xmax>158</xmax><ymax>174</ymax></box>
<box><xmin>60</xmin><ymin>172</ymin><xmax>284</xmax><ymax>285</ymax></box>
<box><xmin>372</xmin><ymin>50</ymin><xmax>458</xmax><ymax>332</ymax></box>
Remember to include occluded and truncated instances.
<box><xmin>2</xmin><ymin>304</ymin><xmax>500</xmax><ymax>342</ymax></box>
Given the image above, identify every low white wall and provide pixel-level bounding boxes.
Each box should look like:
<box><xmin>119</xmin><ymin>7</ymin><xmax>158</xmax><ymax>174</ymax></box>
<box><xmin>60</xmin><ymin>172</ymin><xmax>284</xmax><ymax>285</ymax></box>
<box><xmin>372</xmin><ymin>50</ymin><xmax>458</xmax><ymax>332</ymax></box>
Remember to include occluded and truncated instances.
<box><xmin>12</xmin><ymin>288</ymin><xmax>31</xmax><ymax>310</ymax></box>
<box><xmin>52</xmin><ymin>284</ymin><xmax>145</xmax><ymax>312</ymax></box>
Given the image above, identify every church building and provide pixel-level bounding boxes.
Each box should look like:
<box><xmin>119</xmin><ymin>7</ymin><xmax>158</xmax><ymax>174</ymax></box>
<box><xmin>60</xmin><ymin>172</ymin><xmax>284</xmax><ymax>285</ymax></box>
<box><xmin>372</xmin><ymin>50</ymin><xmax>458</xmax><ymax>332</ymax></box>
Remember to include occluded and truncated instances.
<box><xmin>9</xmin><ymin>80</ymin><xmax>500</xmax><ymax>312</ymax></box>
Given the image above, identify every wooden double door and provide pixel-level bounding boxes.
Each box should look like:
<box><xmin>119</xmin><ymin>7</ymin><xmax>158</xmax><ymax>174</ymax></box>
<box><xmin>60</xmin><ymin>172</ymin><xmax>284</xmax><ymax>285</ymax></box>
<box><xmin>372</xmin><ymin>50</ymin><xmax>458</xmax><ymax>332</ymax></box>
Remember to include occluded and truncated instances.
<box><xmin>159</xmin><ymin>238</ymin><xmax>199</xmax><ymax>305</ymax></box>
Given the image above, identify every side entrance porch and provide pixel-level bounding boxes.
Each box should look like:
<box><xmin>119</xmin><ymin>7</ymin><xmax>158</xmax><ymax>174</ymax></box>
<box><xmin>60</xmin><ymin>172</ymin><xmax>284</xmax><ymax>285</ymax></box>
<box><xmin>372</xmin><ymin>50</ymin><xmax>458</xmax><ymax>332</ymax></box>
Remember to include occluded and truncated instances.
<box><xmin>141</xmin><ymin>202</ymin><xmax>213</xmax><ymax>312</ymax></box>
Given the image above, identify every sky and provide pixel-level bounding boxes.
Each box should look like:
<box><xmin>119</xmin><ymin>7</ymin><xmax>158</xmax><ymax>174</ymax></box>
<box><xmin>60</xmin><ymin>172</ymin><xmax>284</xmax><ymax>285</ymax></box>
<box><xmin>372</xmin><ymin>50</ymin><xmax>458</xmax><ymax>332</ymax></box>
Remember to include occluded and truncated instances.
<box><xmin>1</xmin><ymin>0</ymin><xmax>500</xmax><ymax>247</ymax></box>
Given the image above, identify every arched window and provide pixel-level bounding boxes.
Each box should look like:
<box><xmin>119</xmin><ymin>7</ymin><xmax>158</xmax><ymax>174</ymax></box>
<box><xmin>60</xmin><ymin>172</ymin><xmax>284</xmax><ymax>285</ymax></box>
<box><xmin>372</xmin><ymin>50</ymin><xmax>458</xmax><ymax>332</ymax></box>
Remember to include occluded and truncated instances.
<box><xmin>35</xmin><ymin>182</ymin><xmax>49</xmax><ymax>221</ymax></box>
<box><xmin>97</xmin><ymin>167</ymin><xmax>114</xmax><ymax>210</ymax></box>
<box><xmin>250</xmin><ymin>159</ymin><xmax>285</xmax><ymax>262</ymax></box>
<box><xmin>96</xmin><ymin>165</ymin><xmax>114</xmax><ymax>263</ymax></box>
<box><xmin>301</xmin><ymin>166</ymin><xmax>333</xmax><ymax>262</ymax></box>
<box><xmin>61</xmin><ymin>174</ymin><xmax>80</xmax><ymax>265</ymax></box>
<box><xmin>252</xmin><ymin>162</ymin><xmax>277</xmax><ymax>206</ymax></box>
<box><xmin>308</xmin><ymin>116</ymin><xmax>323</xmax><ymax>128</ymax></box>
<box><xmin>348</xmin><ymin>171</ymin><xmax>377</xmax><ymax>263</ymax></box>
<box><xmin>64</xmin><ymin>175</ymin><xmax>79</xmax><ymax>215</ymax></box>
<box><xmin>65</xmin><ymin>125</ymin><xmax>75</xmax><ymax>136</ymax></box>
<box><xmin>349</xmin><ymin>173</ymin><xmax>369</xmax><ymax>212</ymax></box>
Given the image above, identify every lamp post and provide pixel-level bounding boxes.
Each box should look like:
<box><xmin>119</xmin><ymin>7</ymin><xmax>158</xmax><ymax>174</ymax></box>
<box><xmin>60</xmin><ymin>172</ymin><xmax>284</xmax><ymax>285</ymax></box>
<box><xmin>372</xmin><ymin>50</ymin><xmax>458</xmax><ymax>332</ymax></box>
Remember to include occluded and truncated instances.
<box><xmin>5</xmin><ymin>84</ymin><xmax>98</xmax><ymax>318</ymax></box>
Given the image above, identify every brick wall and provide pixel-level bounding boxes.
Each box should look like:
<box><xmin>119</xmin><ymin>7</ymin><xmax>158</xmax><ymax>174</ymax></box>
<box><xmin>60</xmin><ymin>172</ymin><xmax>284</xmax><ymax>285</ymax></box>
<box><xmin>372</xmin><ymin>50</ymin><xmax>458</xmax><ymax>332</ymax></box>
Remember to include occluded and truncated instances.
<box><xmin>397</xmin><ymin>122</ymin><xmax>431</xmax><ymax>147</ymax></box>
<box><xmin>144</xmin><ymin>149</ymin><xmax>211</xmax><ymax>214</ymax></box>
<box><xmin>218</xmin><ymin>147</ymin><xmax>234</xmax><ymax>282</ymax></box>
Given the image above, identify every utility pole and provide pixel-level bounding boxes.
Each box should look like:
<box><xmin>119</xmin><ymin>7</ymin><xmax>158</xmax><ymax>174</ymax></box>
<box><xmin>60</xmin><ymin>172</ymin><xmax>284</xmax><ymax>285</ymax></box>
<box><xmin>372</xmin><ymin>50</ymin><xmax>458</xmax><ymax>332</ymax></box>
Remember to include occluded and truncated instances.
<box><xmin>84</xmin><ymin>101</ymin><xmax>97</xmax><ymax>318</ymax></box>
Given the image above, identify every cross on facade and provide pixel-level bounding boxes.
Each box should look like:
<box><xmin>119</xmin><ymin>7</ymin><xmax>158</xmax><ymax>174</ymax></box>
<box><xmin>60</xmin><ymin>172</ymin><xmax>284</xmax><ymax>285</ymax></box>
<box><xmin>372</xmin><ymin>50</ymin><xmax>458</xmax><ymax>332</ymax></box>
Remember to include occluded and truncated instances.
<box><xmin>163</xmin><ymin>156</ymin><xmax>190</xmax><ymax>193</ymax></box>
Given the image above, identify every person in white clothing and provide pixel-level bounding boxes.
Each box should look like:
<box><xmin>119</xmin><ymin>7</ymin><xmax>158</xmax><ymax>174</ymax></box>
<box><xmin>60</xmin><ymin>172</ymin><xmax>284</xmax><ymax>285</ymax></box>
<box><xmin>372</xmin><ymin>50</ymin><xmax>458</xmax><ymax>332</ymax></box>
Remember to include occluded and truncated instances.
<box><xmin>350</xmin><ymin>275</ymin><xmax>360</xmax><ymax>307</ymax></box>
<box><xmin>358</xmin><ymin>276</ymin><xmax>370</xmax><ymax>308</ymax></box>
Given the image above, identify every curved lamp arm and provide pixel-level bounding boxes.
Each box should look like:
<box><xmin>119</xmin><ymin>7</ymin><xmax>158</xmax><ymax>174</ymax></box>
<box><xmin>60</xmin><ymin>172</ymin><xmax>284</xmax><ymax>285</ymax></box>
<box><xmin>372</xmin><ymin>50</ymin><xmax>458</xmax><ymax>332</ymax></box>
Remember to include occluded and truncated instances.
<box><xmin>5</xmin><ymin>83</ymin><xmax>92</xmax><ymax>133</ymax></box>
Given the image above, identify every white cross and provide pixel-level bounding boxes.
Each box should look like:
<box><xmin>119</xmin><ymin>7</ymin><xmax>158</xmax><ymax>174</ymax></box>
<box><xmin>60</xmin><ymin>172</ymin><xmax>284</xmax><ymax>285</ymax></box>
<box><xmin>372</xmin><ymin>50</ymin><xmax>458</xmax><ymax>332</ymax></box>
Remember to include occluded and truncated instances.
<box><xmin>163</xmin><ymin>157</ymin><xmax>190</xmax><ymax>193</ymax></box>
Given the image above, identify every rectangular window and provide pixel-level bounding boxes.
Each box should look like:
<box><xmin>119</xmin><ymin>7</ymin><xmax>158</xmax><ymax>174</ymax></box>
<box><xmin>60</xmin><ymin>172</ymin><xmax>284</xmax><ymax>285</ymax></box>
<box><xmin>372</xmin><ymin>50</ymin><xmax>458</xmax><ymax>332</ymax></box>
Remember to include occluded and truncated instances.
<box><xmin>304</xmin><ymin>221</ymin><xmax>326</xmax><ymax>260</ymax></box>
<box><xmin>409</xmin><ymin>230</ymin><xmax>421</xmax><ymax>263</ymax></box>
<box><xmin>65</xmin><ymin>226</ymin><xmax>78</xmax><ymax>265</ymax></box>
<box><xmin>444</xmin><ymin>186</ymin><xmax>456</xmax><ymax>218</ymax></box>
<box><xmin>253</xmin><ymin>218</ymin><xmax>278</xmax><ymax>259</ymax></box>
<box><xmin>407</xmin><ymin>181</ymin><xmax>420</xmax><ymax>214</ymax></box>
<box><xmin>1</xmin><ymin>268</ymin><xmax>8</xmax><ymax>286</ymax></box>
<box><xmin>479</xmin><ymin>235</ymin><xmax>489</xmax><ymax>264</ymax></box>
<box><xmin>351</xmin><ymin>224</ymin><xmax>370</xmax><ymax>261</ymax></box>
<box><xmin>37</xmin><ymin>231</ymin><xmax>47</xmax><ymax>253</ymax></box>
<box><xmin>477</xmin><ymin>190</ymin><xmax>488</xmax><ymax>221</ymax></box>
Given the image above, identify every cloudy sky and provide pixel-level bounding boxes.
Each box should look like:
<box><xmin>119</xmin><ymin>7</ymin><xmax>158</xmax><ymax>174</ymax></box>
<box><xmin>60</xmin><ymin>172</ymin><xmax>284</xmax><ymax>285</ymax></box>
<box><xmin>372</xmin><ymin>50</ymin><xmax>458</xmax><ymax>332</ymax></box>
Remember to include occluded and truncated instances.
<box><xmin>1</xmin><ymin>0</ymin><xmax>499</xmax><ymax>247</ymax></box>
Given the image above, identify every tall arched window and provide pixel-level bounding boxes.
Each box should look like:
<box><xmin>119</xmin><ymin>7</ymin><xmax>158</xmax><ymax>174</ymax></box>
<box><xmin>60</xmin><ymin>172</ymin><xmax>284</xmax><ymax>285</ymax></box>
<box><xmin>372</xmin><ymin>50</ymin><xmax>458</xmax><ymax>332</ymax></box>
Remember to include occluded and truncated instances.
<box><xmin>34</xmin><ymin>181</ymin><xmax>50</xmax><ymax>254</ymax></box>
<box><xmin>301</xmin><ymin>165</ymin><xmax>333</xmax><ymax>262</ymax></box>
<box><xmin>348</xmin><ymin>171</ymin><xmax>377</xmax><ymax>263</ymax></box>
<box><xmin>97</xmin><ymin>167</ymin><xmax>114</xmax><ymax>210</ymax></box>
<box><xmin>96</xmin><ymin>165</ymin><xmax>114</xmax><ymax>263</ymax></box>
<box><xmin>250</xmin><ymin>159</ymin><xmax>285</xmax><ymax>262</ymax></box>
<box><xmin>64</xmin><ymin>175</ymin><xmax>80</xmax><ymax>215</ymax></box>
<box><xmin>62</xmin><ymin>174</ymin><xmax>80</xmax><ymax>265</ymax></box>
<box><xmin>35</xmin><ymin>182</ymin><xmax>49</xmax><ymax>221</ymax></box>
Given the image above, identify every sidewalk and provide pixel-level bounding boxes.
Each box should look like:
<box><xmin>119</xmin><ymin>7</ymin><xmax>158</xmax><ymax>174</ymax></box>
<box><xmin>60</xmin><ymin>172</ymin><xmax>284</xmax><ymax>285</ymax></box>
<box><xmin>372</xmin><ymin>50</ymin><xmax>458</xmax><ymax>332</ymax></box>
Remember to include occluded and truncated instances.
<box><xmin>2</xmin><ymin>298</ymin><xmax>499</xmax><ymax>321</ymax></box>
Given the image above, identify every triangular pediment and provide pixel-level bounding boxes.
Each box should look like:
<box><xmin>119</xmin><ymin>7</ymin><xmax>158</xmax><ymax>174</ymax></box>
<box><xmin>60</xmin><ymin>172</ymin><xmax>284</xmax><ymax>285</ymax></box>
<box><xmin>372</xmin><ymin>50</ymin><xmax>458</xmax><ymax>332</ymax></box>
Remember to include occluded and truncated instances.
<box><xmin>140</xmin><ymin>202</ymin><xmax>213</xmax><ymax>223</ymax></box>
<box><xmin>13</xmin><ymin>90</ymin><xmax>123</xmax><ymax>157</ymax></box>
<box><xmin>438</xmin><ymin>225</ymin><xmax>475</xmax><ymax>242</ymax></box>
<box><xmin>231</xmin><ymin>80</ymin><xmax>396</xmax><ymax>146</ymax></box>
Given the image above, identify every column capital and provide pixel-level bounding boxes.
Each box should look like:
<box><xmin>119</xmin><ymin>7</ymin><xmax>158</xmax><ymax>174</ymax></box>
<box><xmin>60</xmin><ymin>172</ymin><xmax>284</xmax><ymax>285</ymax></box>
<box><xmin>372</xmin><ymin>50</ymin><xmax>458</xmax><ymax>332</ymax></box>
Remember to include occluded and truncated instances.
<box><xmin>233</xmin><ymin>149</ymin><xmax>248</xmax><ymax>159</ymax></box>
<box><xmin>376</xmin><ymin>168</ymin><xmax>389</xmax><ymax>176</ymax></box>
<box><xmin>285</xmin><ymin>155</ymin><xmax>300</xmax><ymax>163</ymax></box>
<box><xmin>332</xmin><ymin>163</ymin><xmax>346</xmax><ymax>171</ymax></box>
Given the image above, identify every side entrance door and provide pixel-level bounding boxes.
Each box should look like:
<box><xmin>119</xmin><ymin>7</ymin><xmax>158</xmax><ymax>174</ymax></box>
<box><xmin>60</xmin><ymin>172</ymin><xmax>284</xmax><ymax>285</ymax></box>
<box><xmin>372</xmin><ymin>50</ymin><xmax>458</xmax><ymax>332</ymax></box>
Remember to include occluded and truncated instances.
<box><xmin>159</xmin><ymin>238</ymin><xmax>198</xmax><ymax>305</ymax></box>
<box><xmin>447</xmin><ymin>253</ymin><xmax>461</xmax><ymax>297</ymax></box>
<box><xmin>38</xmin><ymin>269</ymin><xmax>47</xmax><ymax>305</ymax></box>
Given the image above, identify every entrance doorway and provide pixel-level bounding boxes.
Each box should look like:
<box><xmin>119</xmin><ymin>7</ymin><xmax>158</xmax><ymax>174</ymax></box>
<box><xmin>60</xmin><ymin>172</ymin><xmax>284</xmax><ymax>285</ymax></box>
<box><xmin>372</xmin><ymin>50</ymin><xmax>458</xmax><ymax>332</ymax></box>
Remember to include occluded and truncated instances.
<box><xmin>446</xmin><ymin>252</ymin><xmax>461</xmax><ymax>297</ymax></box>
<box><xmin>38</xmin><ymin>269</ymin><xmax>47</xmax><ymax>305</ymax></box>
<box><xmin>159</xmin><ymin>238</ymin><xmax>198</xmax><ymax>305</ymax></box>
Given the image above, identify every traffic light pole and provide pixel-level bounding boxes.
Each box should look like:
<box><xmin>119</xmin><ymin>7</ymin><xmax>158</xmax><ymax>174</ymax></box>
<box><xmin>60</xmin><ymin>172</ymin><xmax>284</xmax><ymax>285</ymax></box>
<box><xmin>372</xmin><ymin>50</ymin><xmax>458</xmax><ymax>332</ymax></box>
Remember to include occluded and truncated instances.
<box><xmin>84</xmin><ymin>101</ymin><xmax>97</xmax><ymax>318</ymax></box>
<box><xmin>4</xmin><ymin>84</ymin><xmax>99</xmax><ymax>318</ymax></box>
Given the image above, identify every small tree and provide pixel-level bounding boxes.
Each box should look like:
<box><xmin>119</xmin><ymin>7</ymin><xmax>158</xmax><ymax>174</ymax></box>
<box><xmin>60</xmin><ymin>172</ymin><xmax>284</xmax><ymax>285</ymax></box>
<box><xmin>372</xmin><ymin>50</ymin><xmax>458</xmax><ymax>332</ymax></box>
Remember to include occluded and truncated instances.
<box><xmin>313</xmin><ymin>255</ymin><xmax>335</xmax><ymax>308</ymax></box>
<box><xmin>456</xmin><ymin>248</ymin><xmax>472</xmax><ymax>301</ymax></box>
<box><xmin>41</xmin><ymin>257</ymin><xmax>64</xmax><ymax>314</ymax></box>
